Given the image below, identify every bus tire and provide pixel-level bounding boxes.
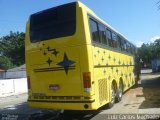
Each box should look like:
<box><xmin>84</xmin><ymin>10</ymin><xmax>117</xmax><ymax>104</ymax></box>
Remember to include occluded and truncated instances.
<box><xmin>108</xmin><ymin>83</ymin><xmax>116</xmax><ymax>108</ymax></box>
<box><xmin>115</xmin><ymin>80</ymin><xmax>123</xmax><ymax>103</ymax></box>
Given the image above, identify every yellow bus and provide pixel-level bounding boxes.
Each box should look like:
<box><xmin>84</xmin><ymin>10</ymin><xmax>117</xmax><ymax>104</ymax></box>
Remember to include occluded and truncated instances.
<box><xmin>25</xmin><ymin>1</ymin><xmax>139</xmax><ymax>110</ymax></box>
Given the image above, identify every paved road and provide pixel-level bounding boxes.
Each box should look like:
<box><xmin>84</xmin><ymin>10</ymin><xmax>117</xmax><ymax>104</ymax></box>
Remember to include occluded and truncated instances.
<box><xmin>0</xmin><ymin>69</ymin><xmax>160</xmax><ymax>120</ymax></box>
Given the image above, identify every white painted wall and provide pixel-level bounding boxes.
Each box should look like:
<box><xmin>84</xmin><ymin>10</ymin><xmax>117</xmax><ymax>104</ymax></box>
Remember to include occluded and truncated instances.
<box><xmin>0</xmin><ymin>78</ymin><xmax>28</xmax><ymax>97</ymax></box>
<box><xmin>0</xmin><ymin>79</ymin><xmax>14</xmax><ymax>96</ymax></box>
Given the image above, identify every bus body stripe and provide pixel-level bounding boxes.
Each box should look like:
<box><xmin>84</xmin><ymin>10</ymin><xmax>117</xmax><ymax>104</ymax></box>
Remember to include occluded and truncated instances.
<box><xmin>34</xmin><ymin>66</ymin><xmax>76</xmax><ymax>72</ymax></box>
<box><xmin>28</xmin><ymin>99</ymin><xmax>95</xmax><ymax>103</ymax></box>
<box><xmin>94</xmin><ymin>65</ymin><xmax>135</xmax><ymax>68</ymax></box>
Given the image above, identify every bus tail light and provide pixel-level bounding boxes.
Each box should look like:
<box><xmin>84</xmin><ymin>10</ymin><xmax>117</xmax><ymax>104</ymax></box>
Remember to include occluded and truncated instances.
<box><xmin>83</xmin><ymin>72</ymin><xmax>91</xmax><ymax>92</ymax></box>
<box><xmin>27</xmin><ymin>76</ymin><xmax>31</xmax><ymax>89</ymax></box>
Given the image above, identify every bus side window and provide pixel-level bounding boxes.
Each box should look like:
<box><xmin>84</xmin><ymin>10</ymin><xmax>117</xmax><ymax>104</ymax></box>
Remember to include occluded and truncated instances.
<box><xmin>99</xmin><ymin>24</ymin><xmax>107</xmax><ymax>45</ymax></box>
<box><xmin>117</xmin><ymin>36</ymin><xmax>122</xmax><ymax>50</ymax></box>
<box><xmin>129</xmin><ymin>43</ymin><xmax>133</xmax><ymax>53</ymax></box>
<box><xmin>89</xmin><ymin>19</ymin><xmax>100</xmax><ymax>43</ymax></box>
<box><xmin>112</xmin><ymin>32</ymin><xmax>118</xmax><ymax>48</ymax></box>
<box><xmin>126</xmin><ymin>42</ymin><xmax>129</xmax><ymax>52</ymax></box>
<box><xmin>121</xmin><ymin>39</ymin><xmax>124</xmax><ymax>51</ymax></box>
<box><xmin>123</xmin><ymin>40</ymin><xmax>127</xmax><ymax>52</ymax></box>
<box><xmin>130</xmin><ymin>44</ymin><xmax>133</xmax><ymax>53</ymax></box>
<box><xmin>127</xmin><ymin>42</ymin><xmax>131</xmax><ymax>53</ymax></box>
<box><xmin>106</xmin><ymin>29</ymin><xmax>112</xmax><ymax>47</ymax></box>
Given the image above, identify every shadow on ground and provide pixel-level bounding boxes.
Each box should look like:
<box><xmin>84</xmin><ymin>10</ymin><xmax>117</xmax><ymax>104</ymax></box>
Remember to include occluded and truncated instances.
<box><xmin>0</xmin><ymin>102</ymin><xmax>43</xmax><ymax>120</ymax></box>
<box><xmin>138</xmin><ymin>74</ymin><xmax>160</xmax><ymax>109</ymax></box>
<box><xmin>29</xmin><ymin>105</ymin><xmax>110</xmax><ymax>120</ymax></box>
<box><xmin>0</xmin><ymin>102</ymin><xmax>107</xmax><ymax>120</ymax></box>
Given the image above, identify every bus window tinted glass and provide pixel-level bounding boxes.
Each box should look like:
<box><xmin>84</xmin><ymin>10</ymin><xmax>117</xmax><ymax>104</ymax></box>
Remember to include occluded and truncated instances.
<box><xmin>122</xmin><ymin>40</ymin><xmax>127</xmax><ymax>51</ymax></box>
<box><xmin>30</xmin><ymin>2</ymin><xmax>76</xmax><ymax>43</ymax></box>
<box><xmin>106</xmin><ymin>29</ymin><xmax>112</xmax><ymax>47</ymax></box>
<box><xmin>112</xmin><ymin>32</ymin><xmax>118</xmax><ymax>48</ymax></box>
<box><xmin>128</xmin><ymin>43</ymin><xmax>132</xmax><ymax>53</ymax></box>
<box><xmin>117</xmin><ymin>36</ymin><xmax>122</xmax><ymax>50</ymax></box>
<box><xmin>126</xmin><ymin>42</ymin><xmax>131</xmax><ymax>52</ymax></box>
<box><xmin>99</xmin><ymin>24</ymin><xmax>107</xmax><ymax>45</ymax></box>
<box><xmin>89</xmin><ymin>19</ymin><xmax>100</xmax><ymax>43</ymax></box>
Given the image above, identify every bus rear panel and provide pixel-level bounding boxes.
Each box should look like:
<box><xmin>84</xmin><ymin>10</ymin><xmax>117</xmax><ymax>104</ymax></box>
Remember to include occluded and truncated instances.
<box><xmin>26</xmin><ymin>2</ymin><xmax>97</xmax><ymax>110</ymax></box>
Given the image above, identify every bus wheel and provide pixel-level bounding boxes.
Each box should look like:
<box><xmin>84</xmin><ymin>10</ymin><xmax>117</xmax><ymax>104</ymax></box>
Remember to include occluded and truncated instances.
<box><xmin>108</xmin><ymin>83</ymin><xmax>116</xmax><ymax>108</ymax></box>
<box><xmin>116</xmin><ymin>80</ymin><xmax>123</xmax><ymax>102</ymax></box>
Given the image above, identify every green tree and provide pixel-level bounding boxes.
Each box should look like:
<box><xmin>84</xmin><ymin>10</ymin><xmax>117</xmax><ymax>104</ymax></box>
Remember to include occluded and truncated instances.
<box><xmin>0</xmin><ymin>31</ymin><xmax>25</xmax><ymax>69</ymax></box>
<box><xmin>153</xmin><ymin>39</ymin><xmax>160</xmax><ymax>58</ymax></box>
<box><xmin>138</xmin><ymin>43</ymin><xmax>152</xmax><ymax>63</ymax></box>
<box><xmin>154</xmin><ymin>38</ymin><xmax>160</xmax><ymax>45</ymax></box>
<box><xmin>138</xmin><ymin>39</ymin><xmax>160</xmax><ymax>64</ymax></box>
<box><xmin>0</xmin><ymin>56</ymin><xmax>15</xmax><ymax>70</ymax></box>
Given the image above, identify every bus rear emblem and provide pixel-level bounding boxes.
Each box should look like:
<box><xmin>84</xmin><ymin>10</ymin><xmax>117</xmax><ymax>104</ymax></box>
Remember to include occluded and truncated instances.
<box><xmin>57</xmin><ymin>52</ymin><xmax>76</xmax><ymax>74</ymax></box>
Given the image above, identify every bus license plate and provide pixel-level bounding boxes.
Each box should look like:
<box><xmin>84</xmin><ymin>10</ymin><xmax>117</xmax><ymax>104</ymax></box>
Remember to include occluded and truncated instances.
<box><xmin>48</xmin><ymin>84</ymin><xmax>60</xmax><ymax>90</ymax></box>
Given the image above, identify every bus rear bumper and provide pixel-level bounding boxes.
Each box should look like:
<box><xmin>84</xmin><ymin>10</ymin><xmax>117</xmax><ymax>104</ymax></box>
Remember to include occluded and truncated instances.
<box><xmin>28</xmin><ymin>99</ymin><xmax>97</xmax><ymax>110</ymax></box>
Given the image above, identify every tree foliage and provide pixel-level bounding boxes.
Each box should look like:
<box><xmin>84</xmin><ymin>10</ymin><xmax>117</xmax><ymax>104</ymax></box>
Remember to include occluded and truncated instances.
<box><xmin>0</xmin><ymin>56</ymin><xmax>15</xmax><ymax>70</ymax></box>
<box><xmin>0</xmin><ymin>31</ymin><xmax>25</xmax><ymax>69</ymax></box>
<box><xmin>138</xmin><ymin>39</ymin><xmax>160</xmax><ymax>64</ymax></box>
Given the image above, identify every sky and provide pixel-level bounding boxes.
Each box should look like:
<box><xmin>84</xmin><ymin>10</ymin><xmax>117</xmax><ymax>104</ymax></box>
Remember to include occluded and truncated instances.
<box><xmin>0</xmin><ymin>0</ymin><xmax>160</xmax><ymax>47</ymax></box>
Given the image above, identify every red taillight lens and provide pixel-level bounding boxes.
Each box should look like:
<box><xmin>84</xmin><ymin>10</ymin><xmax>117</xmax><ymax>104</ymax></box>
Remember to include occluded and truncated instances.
<box><xmin>83</xmin><ymin>72</ymin><xmax>91</xmax><ymax>92</ymax></box>
<box><xmin>27</xmin><ymin>76</ymin><xmax>31</xmax><ymax>89</ymax></box>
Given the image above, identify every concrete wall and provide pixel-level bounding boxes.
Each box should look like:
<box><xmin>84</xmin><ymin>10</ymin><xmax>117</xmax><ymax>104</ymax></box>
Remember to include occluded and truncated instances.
<box><xmin>0</xmin><ymin>78</ymin><xmax>28</xmax><ymax>97</ymax></box>
<box><xmin>2</xmin><ymin>71</ymin><xmax>26</xmax><ymax>79</ymax></box>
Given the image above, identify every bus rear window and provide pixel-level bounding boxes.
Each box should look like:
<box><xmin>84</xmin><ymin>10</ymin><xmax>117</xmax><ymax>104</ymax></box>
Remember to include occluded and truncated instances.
<box><xmin>30</xmin><ymin>2</ymin><xmax>76</xmax><ymax>43</ymax></box>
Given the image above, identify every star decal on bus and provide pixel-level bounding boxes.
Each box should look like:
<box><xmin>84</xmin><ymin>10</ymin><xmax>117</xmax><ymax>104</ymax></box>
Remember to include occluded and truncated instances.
<box><xmin>108</xmin><ymin>55</ymin><xmax>111</xmax><ymax>60</ymax></box>
<box><xmin>121</xmin><ymin>72</ymin><xmax>124</xmax><ymax>76</ymax></box>
<box><xmin>101</xmin><ymin>57</ymin><xmax>104</xmax><ymax>62</ymax></box>
<box><xmin>116</xmin><ymin>68</ymin><xmax>119</xmax><ymax>74</ymax></box>
<box><xmin>52</xmin><ymin>49</ymin><xmax>59</xmax><ymax>57</ymax></box>
<box><xmin>97</xmin><ymin>49</ymin><xmax>100</xmax><ymax>54</ymax></box>
<box><xmin>46</xmin><ymin>46</ymin><xmax>59</xmax><ymax>57</ymax></box>
<box><xmin>57</xmin><ymin>52</ymin><xmax>76</xmax><ymax>74</ymax></box>
<box><xmin>111</xmin><ymin>67</ymin><xmax>114</xmax><ymax>72</ymax></box>
<box><xmin>103</xmin><ymin>50</ymin><xmax>106</xmax><ymax>54</ymax></box>
<box><xmin>47</xmin><ymin>46</ymin><xmax>50</xmax><ymax>51</ymax></box>
<box><xmin>43</xmin><ymin>51</ymin><xmax>47</xmax><ymax>56</ymax></box>
<box><xmin>113</xmin><ymin>57</ymin><xmax>116</xmax><ymax>62</ymax></box>
<box><xmin>46</xmin><ymin>57</ymin><xmax>52</xmax><ymax>66</ymax></box>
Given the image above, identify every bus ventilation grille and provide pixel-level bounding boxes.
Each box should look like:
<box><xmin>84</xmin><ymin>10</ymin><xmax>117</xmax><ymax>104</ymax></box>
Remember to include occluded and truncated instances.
<box><xmin>98</xmin><ymin>79</ymin><xmax>108</xmax><ymax>104</ymax></box>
